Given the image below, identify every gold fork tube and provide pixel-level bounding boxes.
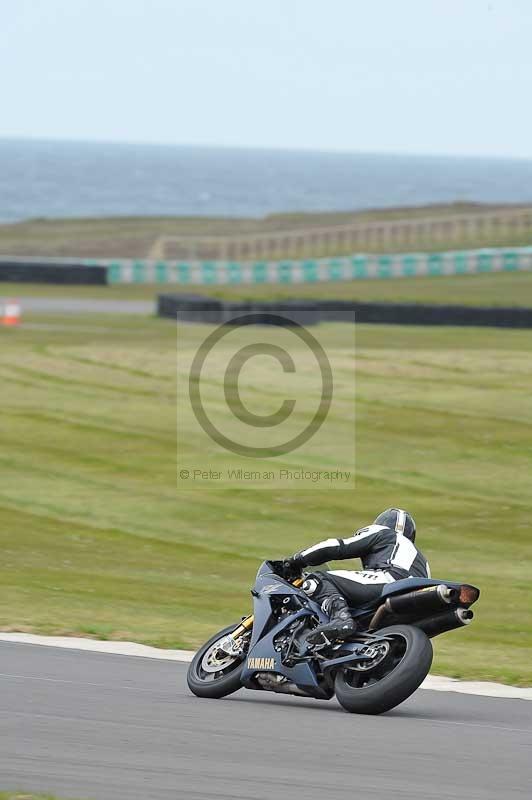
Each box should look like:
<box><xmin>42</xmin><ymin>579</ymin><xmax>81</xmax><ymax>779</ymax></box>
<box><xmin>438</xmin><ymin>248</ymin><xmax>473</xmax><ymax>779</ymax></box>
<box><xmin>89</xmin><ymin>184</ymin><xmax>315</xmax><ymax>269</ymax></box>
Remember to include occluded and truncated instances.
<box><xmin>229</xmin><ymin>615</ymin><xmax>255</xmax><ymax>640</ymax></box>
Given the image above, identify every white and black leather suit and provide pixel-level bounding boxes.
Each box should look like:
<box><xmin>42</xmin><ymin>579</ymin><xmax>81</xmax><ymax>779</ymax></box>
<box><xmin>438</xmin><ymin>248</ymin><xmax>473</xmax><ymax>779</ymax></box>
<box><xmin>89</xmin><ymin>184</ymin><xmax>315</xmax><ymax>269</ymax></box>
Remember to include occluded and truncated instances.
<box><xmin>295</xmin><ymin>516</ymin><xmax>430</xmax><ymax>611</ymax></box>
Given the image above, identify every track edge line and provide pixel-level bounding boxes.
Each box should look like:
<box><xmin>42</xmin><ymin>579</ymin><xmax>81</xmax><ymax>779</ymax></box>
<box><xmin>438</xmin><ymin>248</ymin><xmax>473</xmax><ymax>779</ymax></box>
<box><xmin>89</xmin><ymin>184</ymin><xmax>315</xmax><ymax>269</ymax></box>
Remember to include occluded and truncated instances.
<box><xmin>0</xmin><ymin>631</ymin><xmax>530</xmax><ymax>700</ymax></box>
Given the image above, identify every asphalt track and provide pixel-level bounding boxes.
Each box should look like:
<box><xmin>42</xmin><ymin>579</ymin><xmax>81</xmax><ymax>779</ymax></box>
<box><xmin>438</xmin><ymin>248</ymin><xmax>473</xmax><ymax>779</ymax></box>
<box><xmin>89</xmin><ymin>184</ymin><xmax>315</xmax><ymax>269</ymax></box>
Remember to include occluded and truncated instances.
<box><xmin>0</xmin><ymin>297</ymin><xmax>155</xmax><ymax>314</ymax></box>
<box><xmin>1</xmin><ymin>642</ymin><xmax>531</xmax><ymax>800</ymax></box>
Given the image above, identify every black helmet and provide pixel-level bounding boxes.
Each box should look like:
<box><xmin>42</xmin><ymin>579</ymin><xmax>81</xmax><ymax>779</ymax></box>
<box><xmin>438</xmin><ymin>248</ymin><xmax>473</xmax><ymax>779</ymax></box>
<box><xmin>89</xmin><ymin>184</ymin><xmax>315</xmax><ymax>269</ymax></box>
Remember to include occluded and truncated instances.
<box><xmin>374</xmin><ymin>508</ymin><xmax>416</xmax><ymax>542</ymax></box>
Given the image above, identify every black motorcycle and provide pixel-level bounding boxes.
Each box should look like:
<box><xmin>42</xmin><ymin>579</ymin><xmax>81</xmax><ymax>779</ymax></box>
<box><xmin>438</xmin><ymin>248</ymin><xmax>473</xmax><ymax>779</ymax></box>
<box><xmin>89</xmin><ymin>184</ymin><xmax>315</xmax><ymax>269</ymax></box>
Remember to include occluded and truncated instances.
<box><xmin>187</xmin><ymin>560</ymin><xmax>480</xmax><ymax>714</ymax></box>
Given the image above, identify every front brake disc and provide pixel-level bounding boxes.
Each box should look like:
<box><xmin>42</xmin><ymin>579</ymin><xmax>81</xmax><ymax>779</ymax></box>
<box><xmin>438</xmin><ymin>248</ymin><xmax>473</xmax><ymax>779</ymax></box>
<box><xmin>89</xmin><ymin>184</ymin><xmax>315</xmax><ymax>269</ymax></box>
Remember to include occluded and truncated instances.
<box><xmin>201</xmin><ymin>641</ymin><xmax>240</xmax><ymax>674</ymax></box>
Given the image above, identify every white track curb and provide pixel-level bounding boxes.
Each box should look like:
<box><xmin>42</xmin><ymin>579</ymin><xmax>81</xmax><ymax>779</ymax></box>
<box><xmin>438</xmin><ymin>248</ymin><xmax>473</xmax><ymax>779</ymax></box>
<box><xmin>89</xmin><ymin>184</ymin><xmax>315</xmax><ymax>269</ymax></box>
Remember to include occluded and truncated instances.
<box><xmin>0</xmin><ymin>632</ymin><xmax>530</xmax><ymax>701</ymax></box>
<box><xmin>0</xmin><ymin>632</ymin><xmax>194</xmax><ymax>662</ymax></box>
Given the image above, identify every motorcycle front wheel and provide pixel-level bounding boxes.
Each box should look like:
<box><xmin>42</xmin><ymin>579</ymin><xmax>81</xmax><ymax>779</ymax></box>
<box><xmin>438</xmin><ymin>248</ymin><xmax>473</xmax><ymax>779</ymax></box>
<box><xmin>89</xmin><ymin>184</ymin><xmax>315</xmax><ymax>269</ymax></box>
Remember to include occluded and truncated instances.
<box><xmin>334</xmin><ymin>624</ymin><xmax>433</xmax><ymax>715</ymax></box>
<box><xmin>187</xmin><ymin>623</ymin><xmax>248</xmax><ymax>699</ymax></box>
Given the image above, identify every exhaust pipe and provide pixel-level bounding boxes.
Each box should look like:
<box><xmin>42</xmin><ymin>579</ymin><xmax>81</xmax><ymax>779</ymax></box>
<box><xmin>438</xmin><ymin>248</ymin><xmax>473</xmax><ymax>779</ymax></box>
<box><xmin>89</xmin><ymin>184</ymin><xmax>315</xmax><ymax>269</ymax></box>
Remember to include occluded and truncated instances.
<box><xmin>369</xmin><ymin>584</ymin><xmax>459</xmax><ymax>629</ymax></box>
<box><xmin>415</xmin><ymin>608</ymin><xmax>473</xmax><ymax>638</ymax></box>
<box><xmin>387</xmin><ymin>584</ymin><xmax>459</xmax><ymax>615</ymax></box>
<box><xmin>256</xmin><ymin>673</ymin><xmax>310</xmax><ymax>696</ymax></box>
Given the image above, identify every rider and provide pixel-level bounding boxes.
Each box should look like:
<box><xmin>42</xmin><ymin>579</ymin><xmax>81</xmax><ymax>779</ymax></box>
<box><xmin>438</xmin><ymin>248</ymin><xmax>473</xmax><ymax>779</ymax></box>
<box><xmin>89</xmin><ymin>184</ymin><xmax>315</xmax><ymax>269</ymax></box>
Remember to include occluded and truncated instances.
<box><xmin>283</xmin><ymin>508</ymin><xmax>431</xmax><ymax>645</ymax></box>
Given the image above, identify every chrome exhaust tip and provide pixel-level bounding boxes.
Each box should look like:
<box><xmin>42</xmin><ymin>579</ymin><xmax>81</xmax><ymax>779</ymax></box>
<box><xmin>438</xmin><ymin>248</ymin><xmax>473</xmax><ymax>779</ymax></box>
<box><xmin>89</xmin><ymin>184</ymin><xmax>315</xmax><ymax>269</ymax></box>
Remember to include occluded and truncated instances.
<box><xmin>456</xmin><ymin>608</ymin><xmax>474</xmax><ymax>625</ymax></box>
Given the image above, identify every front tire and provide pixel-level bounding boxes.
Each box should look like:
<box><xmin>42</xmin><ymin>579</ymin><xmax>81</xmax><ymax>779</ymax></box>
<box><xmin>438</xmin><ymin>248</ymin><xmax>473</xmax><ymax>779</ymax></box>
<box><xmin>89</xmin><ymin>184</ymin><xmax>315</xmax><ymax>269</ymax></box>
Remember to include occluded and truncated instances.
<box><xmin>187</xmin><ymin>623</ymin><xmax>247</xmax><ymax>699</ymax></box>
<box><xmin>334</xmin><ymin>624</ymin><xmax>433</xmax><ymax>715</ymax></box>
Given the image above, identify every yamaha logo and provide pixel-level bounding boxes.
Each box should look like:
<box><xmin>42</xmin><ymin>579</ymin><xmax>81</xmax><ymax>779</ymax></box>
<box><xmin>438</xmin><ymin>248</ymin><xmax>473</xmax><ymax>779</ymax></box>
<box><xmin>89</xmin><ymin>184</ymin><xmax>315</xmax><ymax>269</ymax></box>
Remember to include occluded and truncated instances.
<box><xmin>247</xmin><ymin>657</ymin><xmax>275</xmax><ymax>670</ymax></box>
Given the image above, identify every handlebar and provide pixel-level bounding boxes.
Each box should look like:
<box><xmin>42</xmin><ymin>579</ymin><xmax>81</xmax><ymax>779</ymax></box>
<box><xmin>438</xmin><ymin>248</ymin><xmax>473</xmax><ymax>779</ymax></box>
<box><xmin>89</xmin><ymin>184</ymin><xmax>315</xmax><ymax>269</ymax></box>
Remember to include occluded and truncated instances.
<box><xmin>268</xmin><ymin>559</ymin><xmax>304</xmax><ymax>582</ymax></box>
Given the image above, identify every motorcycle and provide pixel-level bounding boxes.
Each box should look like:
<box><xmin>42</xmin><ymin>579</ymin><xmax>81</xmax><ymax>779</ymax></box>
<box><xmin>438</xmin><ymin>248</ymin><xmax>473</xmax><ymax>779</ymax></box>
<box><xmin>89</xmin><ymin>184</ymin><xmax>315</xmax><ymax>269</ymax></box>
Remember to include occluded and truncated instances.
<box><xmin>187</xmin><ymin>560</ymin><xmax>480</xmax><ymax>714</ymax></box>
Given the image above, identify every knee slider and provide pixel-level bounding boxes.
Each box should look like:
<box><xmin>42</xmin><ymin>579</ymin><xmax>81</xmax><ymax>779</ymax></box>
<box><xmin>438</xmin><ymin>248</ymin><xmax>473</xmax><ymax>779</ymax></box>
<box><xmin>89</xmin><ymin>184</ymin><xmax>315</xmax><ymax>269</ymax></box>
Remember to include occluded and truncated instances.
<box><xmin>322</xmin><ymin>594</ymin><xmax>349</xmax><ymax>615</ymax></box>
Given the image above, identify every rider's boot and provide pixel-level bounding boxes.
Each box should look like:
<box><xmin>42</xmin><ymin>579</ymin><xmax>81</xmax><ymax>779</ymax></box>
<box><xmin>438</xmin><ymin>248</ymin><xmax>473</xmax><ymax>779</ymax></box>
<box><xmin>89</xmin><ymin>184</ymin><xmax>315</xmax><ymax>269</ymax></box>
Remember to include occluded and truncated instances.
<box><xmin>305</xmin><ymin>594</ymin><xmax>355</xmax><ymax>646</ymax></box>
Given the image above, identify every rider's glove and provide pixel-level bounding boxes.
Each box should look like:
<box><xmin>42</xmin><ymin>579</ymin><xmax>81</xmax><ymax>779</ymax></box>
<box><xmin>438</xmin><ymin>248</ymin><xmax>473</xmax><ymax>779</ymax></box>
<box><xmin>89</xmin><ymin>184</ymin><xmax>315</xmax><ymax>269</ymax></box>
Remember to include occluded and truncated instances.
<box><xmin>281</xmin><ymin>553</ymin><xmax>305</xmax><ymax>580</ymax></box>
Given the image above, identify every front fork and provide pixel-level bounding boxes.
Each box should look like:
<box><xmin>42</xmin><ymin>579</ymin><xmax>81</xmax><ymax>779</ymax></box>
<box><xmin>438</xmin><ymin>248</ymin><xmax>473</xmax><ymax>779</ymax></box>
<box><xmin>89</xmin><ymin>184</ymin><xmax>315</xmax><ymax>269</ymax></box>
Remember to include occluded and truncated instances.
<box><xmin>229</xmin><ymin>577</ymin><xmax>304</xmax><ymax>641</ymax></box>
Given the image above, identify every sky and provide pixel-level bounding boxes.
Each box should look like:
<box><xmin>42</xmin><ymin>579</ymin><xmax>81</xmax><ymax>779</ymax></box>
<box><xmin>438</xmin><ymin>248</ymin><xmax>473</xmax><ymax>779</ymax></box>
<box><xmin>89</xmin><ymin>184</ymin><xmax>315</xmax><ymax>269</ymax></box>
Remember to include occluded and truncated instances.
<box><xmin>1</xmin><ymin>0</ymin><xmax>532</xmax><ymax>158</ymax></box>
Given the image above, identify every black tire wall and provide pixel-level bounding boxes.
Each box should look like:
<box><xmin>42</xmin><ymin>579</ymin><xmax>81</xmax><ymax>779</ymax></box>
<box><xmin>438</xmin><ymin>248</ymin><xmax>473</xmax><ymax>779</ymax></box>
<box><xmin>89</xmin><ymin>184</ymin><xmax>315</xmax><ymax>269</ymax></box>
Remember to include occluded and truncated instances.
<box><xmin>159</xmin><ymin>293</ymin><xmax>532</xmax><ymax>328</ymax></box>
<box><xmin>0</xmin><ymin>261</ymin><xmax>107</xmax><ymax>285</ymax></box>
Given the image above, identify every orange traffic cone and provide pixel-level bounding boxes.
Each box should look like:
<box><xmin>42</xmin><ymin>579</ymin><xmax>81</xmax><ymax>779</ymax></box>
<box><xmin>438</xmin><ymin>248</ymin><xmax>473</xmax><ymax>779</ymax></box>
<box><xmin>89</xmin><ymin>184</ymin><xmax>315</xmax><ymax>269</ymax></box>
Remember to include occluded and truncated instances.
<box><xmin>2</xmin><ymin>299</ymin><xmax>21</xmax><ymax>327</ymax></box>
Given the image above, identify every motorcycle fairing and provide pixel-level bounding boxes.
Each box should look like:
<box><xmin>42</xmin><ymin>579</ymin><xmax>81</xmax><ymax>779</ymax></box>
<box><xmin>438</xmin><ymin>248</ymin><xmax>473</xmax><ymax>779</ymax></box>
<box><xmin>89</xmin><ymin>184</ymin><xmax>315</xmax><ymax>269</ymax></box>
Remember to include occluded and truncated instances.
<box><xmin>240</xmin><ymin>562</ymin><xmax>382</xmax><ymax>692</ymax></box>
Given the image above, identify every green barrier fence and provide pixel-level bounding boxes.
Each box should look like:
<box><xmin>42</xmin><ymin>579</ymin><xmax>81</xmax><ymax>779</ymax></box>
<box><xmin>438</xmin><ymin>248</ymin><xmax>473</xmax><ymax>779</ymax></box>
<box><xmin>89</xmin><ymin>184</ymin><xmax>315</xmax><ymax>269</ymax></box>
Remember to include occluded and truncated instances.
<box><xmin>92</xmin><ymin>247</ymin><xmax>532</xmax><ymax>285</ymax></box>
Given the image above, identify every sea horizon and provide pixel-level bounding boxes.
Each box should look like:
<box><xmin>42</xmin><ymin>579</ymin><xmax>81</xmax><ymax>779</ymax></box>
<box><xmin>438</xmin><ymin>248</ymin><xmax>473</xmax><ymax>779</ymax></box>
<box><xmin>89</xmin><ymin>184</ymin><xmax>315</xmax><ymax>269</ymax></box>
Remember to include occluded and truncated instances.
<box><xmin>2</xmin><ymin>137</ymin><xmax>532</xmax><ymax>223</ymax></box>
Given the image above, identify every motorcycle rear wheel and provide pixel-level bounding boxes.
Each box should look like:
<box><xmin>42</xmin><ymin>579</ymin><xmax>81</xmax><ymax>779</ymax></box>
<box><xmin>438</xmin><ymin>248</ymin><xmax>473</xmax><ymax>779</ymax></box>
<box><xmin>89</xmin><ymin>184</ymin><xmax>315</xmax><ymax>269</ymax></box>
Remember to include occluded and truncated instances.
<box><xmin>334</xmin><ymin>624</ymin><xmax>433</xmax><ymax>715</ymax></box>
<box><xmin>187</xmin><ymin>623</ymin><xmax>247</xmax><ymax>699</ymax></box>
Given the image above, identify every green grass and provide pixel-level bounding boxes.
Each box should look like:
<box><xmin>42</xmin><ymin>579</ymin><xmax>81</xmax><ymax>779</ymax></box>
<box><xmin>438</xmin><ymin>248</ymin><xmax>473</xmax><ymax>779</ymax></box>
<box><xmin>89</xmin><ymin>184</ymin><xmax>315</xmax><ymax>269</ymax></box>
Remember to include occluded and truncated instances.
<box><xmin>3</xmin><ymin>268</ymin><xmax>532</xmax><ymax>307</ymax></box>
<box><xmin>0</xmin><ymin>794</ymin><xmax>82</xmax><ymax>800</ymax></box>
<box><xmin>1</xmin><ymin>203</ymin><xmax>531</xmax><ymax>258</ymax></box>
<box><xmin>0</xmin><ymin>314</ymin><xmax>531</xmax><ymax>685</ymax></box>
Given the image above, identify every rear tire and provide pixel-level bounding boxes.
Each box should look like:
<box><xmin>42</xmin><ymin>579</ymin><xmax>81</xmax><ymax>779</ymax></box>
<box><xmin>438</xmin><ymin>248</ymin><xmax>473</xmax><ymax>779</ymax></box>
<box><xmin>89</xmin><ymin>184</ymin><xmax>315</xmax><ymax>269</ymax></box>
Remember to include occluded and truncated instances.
<box><xmin>187</xmin><ymin>623</ymin><xmax>247</xmax><ymax>699</ymax></box>
<box><xmin>334</xmin><ymin>624</ymin><xmax>432</xmax><ymax>715</ymax></box>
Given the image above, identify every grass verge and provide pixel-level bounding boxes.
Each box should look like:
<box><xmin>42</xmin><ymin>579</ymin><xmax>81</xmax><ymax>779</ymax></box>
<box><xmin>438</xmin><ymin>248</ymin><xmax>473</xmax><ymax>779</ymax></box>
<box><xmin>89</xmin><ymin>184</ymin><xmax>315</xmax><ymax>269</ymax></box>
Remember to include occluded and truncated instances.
<box><xmin>0</xmin><ymin>314</ymin><xmax>531</xmax><ymax>684</ymax></box>
<box><xmin>1</xmin><ymin>204</ymin><xmax>531</xmax><ymax>258</ymax></box>
<box><xmin>0</xmin><ymin>794</ymin><xmax>82</xmax><ymax>800</ymax></box>
<box><xmin>3</xmin><ymin>268</ymin><xmax>532</xmax><ymax>308</ymax></box>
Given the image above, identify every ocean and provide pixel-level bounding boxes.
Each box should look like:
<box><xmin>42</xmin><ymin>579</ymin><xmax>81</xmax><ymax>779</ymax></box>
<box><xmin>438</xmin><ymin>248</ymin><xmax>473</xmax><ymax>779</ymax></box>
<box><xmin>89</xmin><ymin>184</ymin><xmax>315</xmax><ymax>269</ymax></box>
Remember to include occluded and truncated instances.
<box><xmin>1</xmin><ymin>138</ymin><xmax>532</xmax><ymax>223</ymax></box>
